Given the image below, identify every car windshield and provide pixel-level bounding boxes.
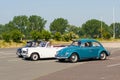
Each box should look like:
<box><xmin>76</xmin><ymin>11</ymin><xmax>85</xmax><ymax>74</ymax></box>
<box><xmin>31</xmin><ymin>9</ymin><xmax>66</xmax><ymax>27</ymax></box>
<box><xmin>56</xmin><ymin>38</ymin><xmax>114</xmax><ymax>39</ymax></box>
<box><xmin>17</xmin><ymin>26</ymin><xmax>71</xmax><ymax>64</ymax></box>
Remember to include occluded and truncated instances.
<box><xmin>39</xmin><ymin>42</ymin><xmax>46</xmax><ymax>47</ymax></box>
<box><xmin>71</xmin><ymin>41</ymin><xmax>81</xmax><ymax>46</ymax></box>
<box><xmin>26</xmin><ymin>41</ymin><xmax>41</xmax><ymax>47</ymax></box>
<box><xmin>26</xmin><ymin>42</ymin><xmax>32</xmax><ymax>47</ymax></box>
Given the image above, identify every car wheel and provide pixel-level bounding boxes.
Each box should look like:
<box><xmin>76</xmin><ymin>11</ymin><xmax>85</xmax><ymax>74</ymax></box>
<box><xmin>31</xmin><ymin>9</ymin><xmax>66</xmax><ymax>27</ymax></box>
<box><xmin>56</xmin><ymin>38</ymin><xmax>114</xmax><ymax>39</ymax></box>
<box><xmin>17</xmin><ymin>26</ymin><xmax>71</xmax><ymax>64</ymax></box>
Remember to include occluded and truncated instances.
<box><xmin>31</xmin><ymin>53</ymin><xmax>39</xmax><ymax>61</ymax></box>
<box><xmin>69</xmin><ymin>53</ymin><xmax>78</xmax><ymax>63</ymax></box>
<box><xmin>100</xmin><ymin>52</ymin><xmax>106</xmax><ymax>60</ymax></box>
<box><xmin>58</xmin><ymin>59</ymin><xmax>65</xmax><ymax>62</ymax></box>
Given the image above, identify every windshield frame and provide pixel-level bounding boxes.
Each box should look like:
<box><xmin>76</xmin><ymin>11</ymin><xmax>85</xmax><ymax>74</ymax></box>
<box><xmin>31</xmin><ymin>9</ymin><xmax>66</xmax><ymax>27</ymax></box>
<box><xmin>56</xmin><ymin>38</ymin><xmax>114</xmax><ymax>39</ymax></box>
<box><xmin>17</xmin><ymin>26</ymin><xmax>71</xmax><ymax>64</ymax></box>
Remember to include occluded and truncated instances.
<box><xmin>70</xmin><ymin>41</ymin><xmax>81</xmax><ymax>46</ymax></box>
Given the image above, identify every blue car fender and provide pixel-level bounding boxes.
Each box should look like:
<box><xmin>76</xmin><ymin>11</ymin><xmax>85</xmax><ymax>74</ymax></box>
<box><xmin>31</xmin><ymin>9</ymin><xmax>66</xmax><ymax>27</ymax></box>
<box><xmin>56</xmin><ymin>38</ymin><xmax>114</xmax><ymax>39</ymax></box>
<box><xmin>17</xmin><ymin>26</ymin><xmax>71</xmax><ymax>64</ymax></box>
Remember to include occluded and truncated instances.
<box><xmin>68</xmin><ymin>51</ymin><xmax>80</xmax><ymax>59</ymax></box>
<box><xmin>65</xmin><ymin>50</ymin><xmax>76</xmax><ymax>58</ymax></box>
<box><xmin>97</xmin><ymin>49</ymin><xmax>107</xmax><ymax>58</ymax></box>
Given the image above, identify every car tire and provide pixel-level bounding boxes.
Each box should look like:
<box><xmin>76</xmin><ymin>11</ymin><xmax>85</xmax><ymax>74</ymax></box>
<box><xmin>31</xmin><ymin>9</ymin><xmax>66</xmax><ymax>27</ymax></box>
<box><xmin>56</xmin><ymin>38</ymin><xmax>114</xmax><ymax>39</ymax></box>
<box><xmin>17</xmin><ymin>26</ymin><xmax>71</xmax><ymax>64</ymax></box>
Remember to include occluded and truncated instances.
<box><xmin>18</xmin><ymin>55</ymin><xmax>23</xmax><ymax>58</ymax></box>
<box><xmin>100</xmin><ymin>52</ymin><xmax>107</xmax><ymax>60</ymax></box>
<box><xmin>58</xmin><ymin>59</ymin><xmax>65</xmax><ymax>62</ymax></box>
<box><xmin>69</xmin><ymin>53</ymin><xmax>78</xmax><ymax>63</ymax></box>
<box><xmin>31</xmin><ymin>53</ymin><xmax>39</xmax><ymax>61</ymax></box>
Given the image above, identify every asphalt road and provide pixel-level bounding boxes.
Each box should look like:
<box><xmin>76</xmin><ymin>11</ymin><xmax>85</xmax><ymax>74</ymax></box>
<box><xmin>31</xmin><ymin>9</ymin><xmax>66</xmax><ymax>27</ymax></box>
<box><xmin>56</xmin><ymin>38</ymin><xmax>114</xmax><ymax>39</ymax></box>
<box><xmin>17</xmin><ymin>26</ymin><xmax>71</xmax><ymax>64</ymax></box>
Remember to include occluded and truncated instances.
<box><xmin>0</xmin><ymin>48</ymin><xmax>120</xmax><ymax>80</ymax></box>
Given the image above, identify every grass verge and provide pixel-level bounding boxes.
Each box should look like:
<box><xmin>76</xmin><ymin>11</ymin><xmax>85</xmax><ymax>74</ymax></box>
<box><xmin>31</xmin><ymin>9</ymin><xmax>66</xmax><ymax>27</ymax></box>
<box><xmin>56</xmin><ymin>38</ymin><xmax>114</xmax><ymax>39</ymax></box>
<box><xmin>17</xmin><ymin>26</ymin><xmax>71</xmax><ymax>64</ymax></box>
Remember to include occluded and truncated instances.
<box><xmin>0</xmin><ymin>40</ymin><xmax>25</xmax><ymax>48</ymax></box>
<box><xmin>0</xmin><ymin>39</ymin><xmax>120</xmax><ymax>48</ymax></box>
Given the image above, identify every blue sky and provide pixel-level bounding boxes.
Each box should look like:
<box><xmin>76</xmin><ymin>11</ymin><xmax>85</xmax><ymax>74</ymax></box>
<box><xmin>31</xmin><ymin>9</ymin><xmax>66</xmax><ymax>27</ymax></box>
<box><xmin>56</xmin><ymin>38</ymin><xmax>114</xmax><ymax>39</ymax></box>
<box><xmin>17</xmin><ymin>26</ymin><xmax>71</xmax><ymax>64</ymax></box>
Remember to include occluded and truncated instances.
<box><xmin>0</xmin><ymin>0</ymin><xmax>120</xmax><ymax>29</ymax></box>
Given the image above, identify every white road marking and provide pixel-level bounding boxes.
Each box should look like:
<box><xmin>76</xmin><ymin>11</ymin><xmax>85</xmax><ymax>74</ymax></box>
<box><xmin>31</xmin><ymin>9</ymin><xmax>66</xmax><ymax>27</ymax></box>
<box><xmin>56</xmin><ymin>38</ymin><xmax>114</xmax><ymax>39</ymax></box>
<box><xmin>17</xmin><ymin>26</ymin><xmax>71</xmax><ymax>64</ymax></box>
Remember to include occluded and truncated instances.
<box><xmin>107</xmin><ymin>63</ymin><xmax>120</xmax><ymax>67</ymax></box>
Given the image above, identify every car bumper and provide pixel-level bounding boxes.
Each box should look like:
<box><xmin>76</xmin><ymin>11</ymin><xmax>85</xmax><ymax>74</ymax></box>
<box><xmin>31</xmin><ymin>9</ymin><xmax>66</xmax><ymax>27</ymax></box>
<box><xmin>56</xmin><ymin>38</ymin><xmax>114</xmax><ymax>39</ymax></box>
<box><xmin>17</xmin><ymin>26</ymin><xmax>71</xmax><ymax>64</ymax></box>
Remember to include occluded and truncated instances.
<box><xmin>107</xmin><ymin>51</ymin><xmax>111</xmax><ymax>56</ymax></box>
<box><xmin>16</xmin><ymin>52</ymin><xmax>22</xmax><ymax>57</ymax></box>
<box><xmin>22</xmin><ymin>53</ymin><xmax>30</xmax><ymax>58</ymax></box>
<box><xmin>56</xmin><ymin>56</ymin><xmax>68</xmax><ymax>59</ymax></box>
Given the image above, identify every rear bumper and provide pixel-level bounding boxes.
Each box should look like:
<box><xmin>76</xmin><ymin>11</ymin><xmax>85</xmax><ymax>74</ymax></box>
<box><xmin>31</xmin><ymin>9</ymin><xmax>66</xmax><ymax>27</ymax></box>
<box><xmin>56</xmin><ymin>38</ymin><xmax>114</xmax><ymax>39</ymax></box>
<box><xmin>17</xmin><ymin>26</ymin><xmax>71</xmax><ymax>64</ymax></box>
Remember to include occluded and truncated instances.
<box><xmin>107</xmin><ymin>51</ymin><xmax>111</xmax><ymax>56</ymax></box>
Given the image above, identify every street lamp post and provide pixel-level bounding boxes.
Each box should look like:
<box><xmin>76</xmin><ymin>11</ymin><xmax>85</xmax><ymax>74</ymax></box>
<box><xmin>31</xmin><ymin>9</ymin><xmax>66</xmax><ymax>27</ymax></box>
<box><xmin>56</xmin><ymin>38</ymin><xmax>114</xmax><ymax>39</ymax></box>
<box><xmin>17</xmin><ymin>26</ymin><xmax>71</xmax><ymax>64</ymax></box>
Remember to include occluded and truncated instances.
<box><xmin>101</xmin><ymin>17</ymin><xmax>103</xmax><ymax>39</ymax></box>
<box><xmin>113</xmin><ymin>8</ymin><xmax>115</xmax><ymax>39</ymax></box>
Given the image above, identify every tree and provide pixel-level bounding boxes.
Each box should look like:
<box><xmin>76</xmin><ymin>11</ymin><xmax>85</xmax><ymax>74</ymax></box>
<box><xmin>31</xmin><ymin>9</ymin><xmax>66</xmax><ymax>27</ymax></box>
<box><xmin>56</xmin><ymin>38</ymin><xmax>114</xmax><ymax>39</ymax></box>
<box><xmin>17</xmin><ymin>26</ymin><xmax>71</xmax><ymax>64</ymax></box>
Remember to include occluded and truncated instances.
<box><xmin>2</xmin><ymin>32</ymin><xmax>11</xmax><ymax>42</ymax></box>
<box><xmin>28</xmin><ymin>15</ymin><xmax>47</xmax><ymax>32</ymax></box>
<box><xmin>53</xmin><ymin>32</ymin><xmax>62</xmax><ymax>41</ymax></box>
<box><xmin>62</xmin><ymin>33</ymin><xmax>70</xmax><ymax>41</ymax></box>
<box><xmin>11</xmin><ymin>15</ymin><xmax>47</xmax><ymax>39</ymax></box>
<box><xmin>66</xmin><ymin>25</ymin><xmax>80</xmax><ymax>34</ymax></box>
<box><xmin>0</xmin><ymin>24</ymin><xmax>4</xmax><ymax>34</ymax></box>
<box><xmin>110</xmin><ymin>23</ymin><xmax>120</xmax><ymax>38</ymax></box>
<box><xmin>42</xmin><ymin>30</ymin><xmax>51</xmax><ymax>41</ymax></box>
<box><xmin>12</xmin><ymin>15</ymin><xmax>29</xmax><ymax>38</ymax></box>
<box><xmin>4</xmin><ymin>21</ymin><xmax>17</xmax><ymax>32</ymax></box>
<box><xmin>77</xmin><ymin>27</ymin><xmax>85</xmax><ymax>38</ymax></box>
<box><xmin>0</xmin><ymin>24</ymin><xmax>4</xmax><ymax>39</ymax></box>
<box><xmin>62</xmin><ymin>32</ymin><xmax>79</xmax><ymax>41</ymax></box>
<box><xmin>81</xmin><ymin>19</ymin><xmax>110</xmax><ymax>39</ymax></box>
<box><xmin>50</xmin><ymin>18</ymin><xmax>69</xmax><ymax>34</ymax></box>
<box><xmin>11</xmin><ymin>30</ymin><xmax>23</xmax><ymax>42</ymax></box>
<box><xmin>30</xmin><ymin>30</ymin><xmax>42</xmax><ymax>41</ymax></box>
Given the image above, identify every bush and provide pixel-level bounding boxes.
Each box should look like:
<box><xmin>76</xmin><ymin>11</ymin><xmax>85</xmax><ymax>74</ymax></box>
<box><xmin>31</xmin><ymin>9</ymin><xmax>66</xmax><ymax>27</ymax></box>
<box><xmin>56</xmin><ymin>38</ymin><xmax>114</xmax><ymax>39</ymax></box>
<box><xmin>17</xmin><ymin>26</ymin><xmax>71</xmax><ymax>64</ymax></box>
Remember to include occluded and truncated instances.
<box><xmin>53</xmin><ymin>32</ymin><xmax>62</xmax><ymax>41</ymax></box>
<box><xmin>30</xmin><ymin>30</ymin><xmax>42</xmax><ymax>41</ymax></box>
<box><xmin>11</xmin><ymin>30</ymin><xmax>23</xmax><ymax>42</ymax></box>
<box><xmin>2</xmin><ymin>32</ymin><xmax>11</xmax><ymax>42</ymax></box>
<box><xmin>62</xmin><ymin>32</ymin><xmax>79</xmax><ymax>41</ymax></box>
<box><xmin>42</xmin><ymin>30</ymin><xmax>51</xmax><ymax>41</ymax></box>
<box><xmin>103</xmin><ymin>32</ymin><xmax>111</xmax><ymax>39</ymax></box>
<box><xmin>62</xmin><ymin>33</ymin><xmax>70</xmax><ymax>41</ymax></box>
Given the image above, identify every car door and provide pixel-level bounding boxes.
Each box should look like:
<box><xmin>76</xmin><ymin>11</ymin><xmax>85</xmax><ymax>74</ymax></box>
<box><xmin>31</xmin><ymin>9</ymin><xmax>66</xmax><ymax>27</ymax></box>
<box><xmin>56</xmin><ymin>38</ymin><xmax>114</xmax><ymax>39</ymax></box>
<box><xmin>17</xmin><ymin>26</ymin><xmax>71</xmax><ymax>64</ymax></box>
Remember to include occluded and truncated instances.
<box><xmin>45</xmin><ymin>47</ymin><xmax>56</xmax><ymax>58</ymax></box>
<box><xmin>88</xmin><ymin>46</ymin><xmax>98</xmax><ymax>58</ymax></box>
<box><xmin>90</xmin><ymin>41</ymin><xmax>101</xmax><ymax>57</ymax></box>
<box><xmin>80</xmin><ymin>41</ymin><xmax>99</xmax><ymax>59</ymax></box>
<box><xmin>79</xmin><ymin>42</ymin><xmax>92</xmax><ymax>59</ymax></box>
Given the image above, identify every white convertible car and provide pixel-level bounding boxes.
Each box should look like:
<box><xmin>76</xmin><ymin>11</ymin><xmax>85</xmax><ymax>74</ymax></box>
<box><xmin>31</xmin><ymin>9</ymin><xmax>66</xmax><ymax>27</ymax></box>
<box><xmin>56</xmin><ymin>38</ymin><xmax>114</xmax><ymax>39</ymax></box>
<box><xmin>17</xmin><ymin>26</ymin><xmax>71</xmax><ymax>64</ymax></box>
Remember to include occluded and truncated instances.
<box><xmin>21</xmin><ymin>41</ymin><xmax>65</xmax><ymax>61</ymax></box>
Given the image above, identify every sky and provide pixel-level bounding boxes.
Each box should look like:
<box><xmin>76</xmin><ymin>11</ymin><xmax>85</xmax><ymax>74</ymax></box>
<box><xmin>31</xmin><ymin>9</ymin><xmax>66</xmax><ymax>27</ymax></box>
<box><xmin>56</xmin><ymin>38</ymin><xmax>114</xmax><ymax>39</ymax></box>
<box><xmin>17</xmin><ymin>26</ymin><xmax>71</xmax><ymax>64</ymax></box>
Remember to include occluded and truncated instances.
<box><xmin>0</xmin><ymin>0</ymin><xmax>120</xmax><ymax>29</ymax></box>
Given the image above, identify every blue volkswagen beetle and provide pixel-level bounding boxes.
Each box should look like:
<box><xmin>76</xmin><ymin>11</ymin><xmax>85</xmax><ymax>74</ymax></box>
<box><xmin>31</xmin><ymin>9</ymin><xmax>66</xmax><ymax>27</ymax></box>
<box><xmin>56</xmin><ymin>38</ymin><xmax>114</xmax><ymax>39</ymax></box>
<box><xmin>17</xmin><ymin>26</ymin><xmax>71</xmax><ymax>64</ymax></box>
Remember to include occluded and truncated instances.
<box><xmin>55</xmin><ymin>39</ymin><xmax>110</xmax><ymax>63</ymax></box>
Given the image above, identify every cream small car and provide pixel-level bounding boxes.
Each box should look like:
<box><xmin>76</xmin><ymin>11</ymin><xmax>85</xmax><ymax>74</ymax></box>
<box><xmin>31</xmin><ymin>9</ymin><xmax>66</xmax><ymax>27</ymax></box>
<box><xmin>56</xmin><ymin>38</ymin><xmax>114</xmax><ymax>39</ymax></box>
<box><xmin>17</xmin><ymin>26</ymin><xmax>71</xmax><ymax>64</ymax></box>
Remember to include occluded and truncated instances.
<box><xmin>21</xmin><ymin>42</ymin><xmax>65</xmax><ymax>61</ymax></box>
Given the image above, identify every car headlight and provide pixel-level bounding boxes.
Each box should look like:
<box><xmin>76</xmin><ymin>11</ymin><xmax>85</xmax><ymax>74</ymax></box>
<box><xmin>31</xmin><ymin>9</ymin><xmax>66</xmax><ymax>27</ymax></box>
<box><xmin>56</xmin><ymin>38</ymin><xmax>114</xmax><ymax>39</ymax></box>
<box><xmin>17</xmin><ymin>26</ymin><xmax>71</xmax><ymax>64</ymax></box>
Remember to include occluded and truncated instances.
<box><xmin>22</xmin><ymin>49</ymin><xmax>28</xmax><ymax>54</ymax></box>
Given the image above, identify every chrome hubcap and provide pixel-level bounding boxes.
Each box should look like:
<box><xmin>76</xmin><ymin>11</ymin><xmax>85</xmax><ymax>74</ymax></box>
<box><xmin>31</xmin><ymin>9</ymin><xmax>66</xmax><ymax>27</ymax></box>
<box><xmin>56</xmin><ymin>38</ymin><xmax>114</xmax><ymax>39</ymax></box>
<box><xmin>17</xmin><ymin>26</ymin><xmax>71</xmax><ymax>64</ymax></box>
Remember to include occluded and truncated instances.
<box><xmin>71</xmin><ymin>55</ymin><xmax>77</xmax><ymax>61</ymax></box>
<box><xmin>33</xmin><ymin>54</ymin><xmax>38</xmax><ymax>60</ymax></box>
<box><xmin>101</xmin><ymin>53</ymin><xmax>106</xmax><ymax>59</ymax></box>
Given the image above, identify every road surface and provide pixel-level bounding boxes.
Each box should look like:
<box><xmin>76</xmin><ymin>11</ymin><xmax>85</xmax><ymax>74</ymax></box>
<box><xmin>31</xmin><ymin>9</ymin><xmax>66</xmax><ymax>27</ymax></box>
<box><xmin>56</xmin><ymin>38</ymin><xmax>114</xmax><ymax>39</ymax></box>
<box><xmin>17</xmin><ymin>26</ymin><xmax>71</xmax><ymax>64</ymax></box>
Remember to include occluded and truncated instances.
<box><xmin>0</xmin><ymin>47</ymin><xmax>120</xmax><ymax>80</ymax></box>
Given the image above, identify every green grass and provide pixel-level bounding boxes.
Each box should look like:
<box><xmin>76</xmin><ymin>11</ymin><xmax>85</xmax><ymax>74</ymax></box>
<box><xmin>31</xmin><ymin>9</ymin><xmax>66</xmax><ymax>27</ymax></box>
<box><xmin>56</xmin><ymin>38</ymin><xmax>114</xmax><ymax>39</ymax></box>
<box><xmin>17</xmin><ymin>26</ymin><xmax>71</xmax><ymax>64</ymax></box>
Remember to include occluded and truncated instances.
<box><xmin>0</xmin><ymin>40</ymin><xmax>25</xmax><ymax>48</ymax></box>
<box><xmin>0</xmin><ymin>39</ymin><xmax>120</xmax><ymax>48</ymax></box>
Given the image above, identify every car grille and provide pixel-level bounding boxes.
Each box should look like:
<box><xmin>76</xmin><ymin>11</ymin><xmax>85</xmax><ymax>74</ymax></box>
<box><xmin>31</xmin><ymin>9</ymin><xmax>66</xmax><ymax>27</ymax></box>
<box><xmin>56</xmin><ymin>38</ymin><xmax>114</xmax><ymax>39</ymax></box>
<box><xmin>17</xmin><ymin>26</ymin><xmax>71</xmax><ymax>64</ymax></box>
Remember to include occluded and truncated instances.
<box><xmin>22</xmin><ymin>51</ymin><xmax>27</xmax><ymax>53</ymax></box>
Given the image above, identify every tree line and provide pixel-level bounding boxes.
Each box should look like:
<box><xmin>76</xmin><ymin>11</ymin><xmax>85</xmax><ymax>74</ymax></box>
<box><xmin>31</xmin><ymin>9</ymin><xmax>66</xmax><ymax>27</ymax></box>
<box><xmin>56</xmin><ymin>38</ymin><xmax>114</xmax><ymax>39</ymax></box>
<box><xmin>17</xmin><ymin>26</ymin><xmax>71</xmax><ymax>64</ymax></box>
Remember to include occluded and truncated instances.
<box><xmin>0</xmin><ymin>15</ymin><xmax>120</xmax><ymax>42</ymax></box>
